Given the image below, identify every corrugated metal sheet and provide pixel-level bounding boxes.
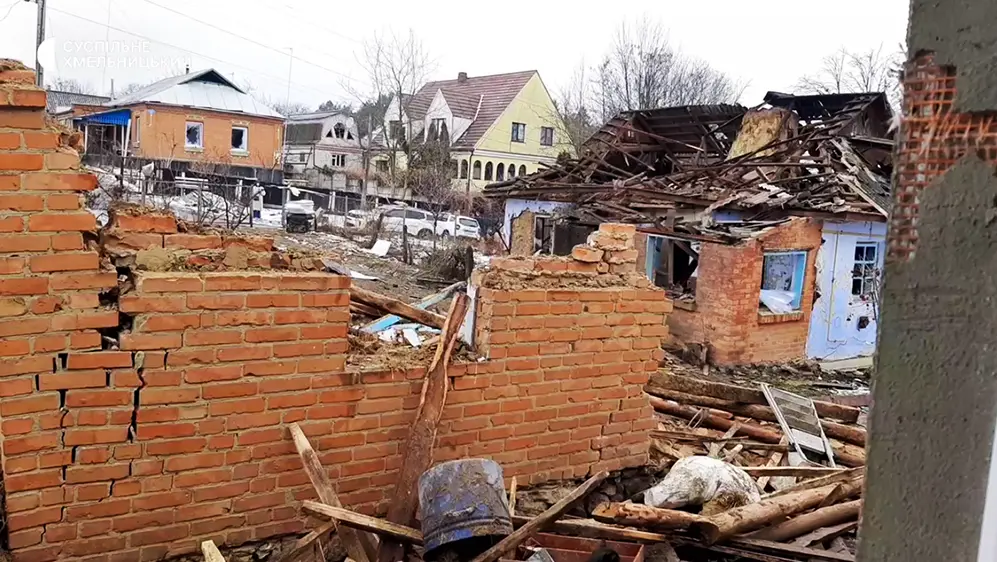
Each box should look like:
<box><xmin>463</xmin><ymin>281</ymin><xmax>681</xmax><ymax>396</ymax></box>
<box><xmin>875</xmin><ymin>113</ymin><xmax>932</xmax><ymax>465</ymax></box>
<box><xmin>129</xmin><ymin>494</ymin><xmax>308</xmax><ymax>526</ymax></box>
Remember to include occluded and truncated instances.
<box><xmin>106</xmin><ymin>69</ymin><xmax>284</xmax><ymax>119</ymax></box>
<box><xmin>78</xmin><ymin>108</ymin><xmax>132</xmax><ymax>126</ymax></box>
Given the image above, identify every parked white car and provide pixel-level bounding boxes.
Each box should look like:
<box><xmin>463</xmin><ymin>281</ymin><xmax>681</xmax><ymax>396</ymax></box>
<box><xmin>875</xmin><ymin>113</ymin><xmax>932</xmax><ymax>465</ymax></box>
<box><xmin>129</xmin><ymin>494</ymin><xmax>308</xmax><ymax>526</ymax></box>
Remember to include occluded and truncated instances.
<box><xmin>374</xmin><ymin>206</ymin><xmax>436</xmax><ymax>238</ymax></box>
<box><xmin>345</xmin><ymin>209</ymin><xmax>369</xmax><ymax>228</ymax></box>
<box><xmin>436</xmin><ymin>213</ymin><xmax>482</xmax><ymax>240</ymax></box>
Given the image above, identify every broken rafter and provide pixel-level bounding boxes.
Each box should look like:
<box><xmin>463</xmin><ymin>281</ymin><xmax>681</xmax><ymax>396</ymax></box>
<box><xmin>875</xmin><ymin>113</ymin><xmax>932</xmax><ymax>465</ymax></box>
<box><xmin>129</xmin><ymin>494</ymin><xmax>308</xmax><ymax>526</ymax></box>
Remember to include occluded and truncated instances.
<box><xmin>377</xmin><ymin>294</ymin><xmax>470</xmax><ymax>562</ymax></box>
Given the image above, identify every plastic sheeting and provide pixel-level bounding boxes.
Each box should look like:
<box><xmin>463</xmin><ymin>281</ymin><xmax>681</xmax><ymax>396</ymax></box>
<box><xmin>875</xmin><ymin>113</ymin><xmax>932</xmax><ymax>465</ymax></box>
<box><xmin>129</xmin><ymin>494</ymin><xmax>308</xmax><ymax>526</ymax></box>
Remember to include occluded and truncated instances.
<box><xmin>643</xmin><ymin>456</ymin><xmax>760</xmax><ymax>513</ymax></box>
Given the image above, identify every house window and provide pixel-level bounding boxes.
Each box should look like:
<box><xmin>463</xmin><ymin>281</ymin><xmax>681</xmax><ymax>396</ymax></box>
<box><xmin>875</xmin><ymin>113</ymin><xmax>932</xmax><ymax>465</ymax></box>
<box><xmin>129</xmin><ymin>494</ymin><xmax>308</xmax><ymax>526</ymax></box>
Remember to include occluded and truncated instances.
<box><xmin>508</xmin><ymin>164</ymin><xmax>517</xmax><ymax>178</ymax></box>
<box><xmin>852</xmin><ymin>242</ymin><xmax>880</xmax><ymax>299</ymax></box>
<box><xmin>496</xmin><ymin>163</ymin><xmax>505</xmax><ymax>181</ymax></box>
<box><xmin>185</xmin><ymin>122</ymin><xmax>204</xmax><ymax>149</ymax></box>
<box><xmin>518</xmin><ymin>165</ymin><xmax>527</xmax><ymax>177</ymax></box>
<box><xmin>333</xmin><ymin>123</ymin><xmax>346</xmax><ymax>139</ymax></box>
<box><xmin>330</xmin><ymin>154</ymin><xmax>346</xmax><ymax>168</ymax></box>
<box><xmin>472</xmin><ymin>161</ymin><xmax>482</xmax><ymax>180</ymax></box>
<box><xmin>459</xmin><ymin>160</ymin><xmax>468</xmax><ymax>179</ymax></box>
<box><xmin>540</xmin><ymin>126</ymin><xmax>554</xmax><ymax>146</ymax></box>
<box><xmin>760</xmin><ymin>251</ymin><xmax>807</xmax><ymax>313</ymax></box>
<box><xmin>389</xmin><ymin>120</ymin><xmax>404</xmax><ymax>142</ymax></box>
<box><xmin>429</xmin><ymin>118</ymin><xmax>446</xmax><ymax>141</ymax></box>
<box><xmin>484</xmin><ymin>162</ymin><xmax>493</xmax><ymax>181</ymax></box>
<box><xmin>375</xmin><ymin>160</ymin><xmax>389</xmax><ymax>173</ymax></box>
<box><xmin>231</xmin><ymin>126</ymin><xmax>249</xmax><ymax>153</ymax></box>
<box><xmin>133</xmin><ymin>115</ymin><xmax>141</xmax><ymax>146</ymax></box>
<box><xmin>534</xmin><ymin>214</ymin><xmax>553</xmax><ymax>254</ymax></box>
<box><xmin>511</xmin><ymin>122</ymin><xmax>526</xmax><ymax>143</ymax></box>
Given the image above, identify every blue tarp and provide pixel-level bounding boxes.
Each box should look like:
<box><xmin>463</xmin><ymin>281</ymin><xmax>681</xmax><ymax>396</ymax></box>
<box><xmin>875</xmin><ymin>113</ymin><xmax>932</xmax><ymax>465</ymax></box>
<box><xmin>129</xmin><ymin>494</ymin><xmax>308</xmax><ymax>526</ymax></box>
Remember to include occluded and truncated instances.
<box><xmin>77</xmin><ymin>109</ymin><xmax>131</xmax><ymax>126</ymax></box>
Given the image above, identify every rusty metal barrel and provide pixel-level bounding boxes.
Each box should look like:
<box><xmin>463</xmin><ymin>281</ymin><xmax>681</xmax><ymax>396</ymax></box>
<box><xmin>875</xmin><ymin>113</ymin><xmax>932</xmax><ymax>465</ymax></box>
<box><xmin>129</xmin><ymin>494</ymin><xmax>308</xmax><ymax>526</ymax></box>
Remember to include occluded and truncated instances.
<box><xmin>418</xmin><ymin>459</ymin><xmax>513</xmax><ymax>558</ymax></box>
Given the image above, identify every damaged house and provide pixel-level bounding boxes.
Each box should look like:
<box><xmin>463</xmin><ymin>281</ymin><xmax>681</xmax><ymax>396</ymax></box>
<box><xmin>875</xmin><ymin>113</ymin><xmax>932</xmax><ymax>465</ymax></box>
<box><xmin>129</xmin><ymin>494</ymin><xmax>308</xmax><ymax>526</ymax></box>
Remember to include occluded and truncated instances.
<box><xmin>485</xmin><ymin>92</ymin><xmax>894</xmax><ymax>365</ymax></box>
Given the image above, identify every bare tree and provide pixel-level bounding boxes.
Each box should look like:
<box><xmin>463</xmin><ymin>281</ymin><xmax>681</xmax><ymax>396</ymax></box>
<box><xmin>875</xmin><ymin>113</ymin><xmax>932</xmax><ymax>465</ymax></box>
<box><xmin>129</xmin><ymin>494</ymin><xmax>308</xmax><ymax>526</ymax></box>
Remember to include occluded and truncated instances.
<box><xmin>592</xmin><ymin>17</ymin><xmax>745</xmax><ymax>122</ymax></box>
<box><xmin>554</xmin><ymin>62</ymin><xmax>599</xmax><ymax>156</ymax></box>
<box><xmin>47</xmin><ymin>77</ymin><xmax>96</xmax><ymax>94</ymax></box>
<box><xmin>796</xmin><ymin>45</ymin><xmax>904</xmax><ymax>110</ymax></box>
<box><xmin>356</xmin><ymin>29</ymin><xmax>433</xmax><ymax>195</ymax></box>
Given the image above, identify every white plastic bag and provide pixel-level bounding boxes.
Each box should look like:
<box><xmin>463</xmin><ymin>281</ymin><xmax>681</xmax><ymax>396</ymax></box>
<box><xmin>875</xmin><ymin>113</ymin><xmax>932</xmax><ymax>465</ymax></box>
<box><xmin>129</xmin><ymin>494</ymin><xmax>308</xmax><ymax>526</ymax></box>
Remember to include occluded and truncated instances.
<box><xmin>759</xmin><ymin>290</ymin><xmax>795</xmax><ymax>314</ymax></box>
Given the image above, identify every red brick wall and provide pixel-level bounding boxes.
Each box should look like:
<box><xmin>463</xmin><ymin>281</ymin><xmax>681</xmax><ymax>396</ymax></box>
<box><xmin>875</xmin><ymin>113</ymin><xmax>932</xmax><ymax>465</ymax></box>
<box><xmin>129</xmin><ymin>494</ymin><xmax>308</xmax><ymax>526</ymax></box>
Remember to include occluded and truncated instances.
<box><xmin>0</xmin><ymin>70</ymin><xmax>668</xmax><ymax>562</ymax></box>
<box><xmin>666</xmin><ymin>218</ymin><xmax>822</xmax><ymax>365</ymax></box>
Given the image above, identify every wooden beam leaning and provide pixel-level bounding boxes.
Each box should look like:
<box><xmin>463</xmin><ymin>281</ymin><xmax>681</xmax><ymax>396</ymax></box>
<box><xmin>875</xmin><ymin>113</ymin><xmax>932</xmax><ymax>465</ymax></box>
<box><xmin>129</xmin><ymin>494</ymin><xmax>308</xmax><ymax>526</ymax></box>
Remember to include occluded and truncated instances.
<box><xmin>351</xmin><ymin>285</ymin><xmax>448</xmax><ymax>329</ymax></box>
<box><xmin>377</xmin><ymin>294</ymin><xmax>470</xmax><ymax>562</ymax></box>
<box><xmin>279</xmin><ymin>424</ymin><xmax>377</xmax><ymax>562</ymax></box>
<box><xmin>304</xmin><ymin>502</ymin><xmax>423</xmax><ymax>544</ymax></box>
<box><xmin>468</xmin><ymin>472</ymin><xmax>609</xmax><ymax>562</ymax></box>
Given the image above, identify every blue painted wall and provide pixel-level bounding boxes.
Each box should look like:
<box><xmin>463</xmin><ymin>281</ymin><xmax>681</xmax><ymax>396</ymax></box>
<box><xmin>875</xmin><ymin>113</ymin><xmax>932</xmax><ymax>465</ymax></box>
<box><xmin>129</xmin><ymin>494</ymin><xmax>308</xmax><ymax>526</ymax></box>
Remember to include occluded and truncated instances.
<box><xmin>806</xmin><ymin>221</ymin><xmax>887</xmax><ymax>361</ymax></box>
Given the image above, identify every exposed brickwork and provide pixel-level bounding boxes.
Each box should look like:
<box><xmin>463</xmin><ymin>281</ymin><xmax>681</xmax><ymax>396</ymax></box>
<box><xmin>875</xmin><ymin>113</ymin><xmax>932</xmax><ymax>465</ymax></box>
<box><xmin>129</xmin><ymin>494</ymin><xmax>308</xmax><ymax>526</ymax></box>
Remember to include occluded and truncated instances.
<box><xmin>667</xmin><ymin>218</ymin><xmax>822</xmax><ymax>365</ymax></box>
<box><xmin>0</xmin><ymin>66</ymin><xmax>667</xmax><ymax>562</ymax></box>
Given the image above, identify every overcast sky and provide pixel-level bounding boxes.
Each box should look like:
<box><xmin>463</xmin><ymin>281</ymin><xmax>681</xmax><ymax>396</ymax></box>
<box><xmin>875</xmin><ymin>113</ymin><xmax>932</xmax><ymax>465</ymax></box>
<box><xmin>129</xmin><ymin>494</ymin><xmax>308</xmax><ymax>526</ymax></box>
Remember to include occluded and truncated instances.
<box><xmin>1</xmin><ymin>0</ymin><xmax>909</xmax><ymax>110</ymax></box>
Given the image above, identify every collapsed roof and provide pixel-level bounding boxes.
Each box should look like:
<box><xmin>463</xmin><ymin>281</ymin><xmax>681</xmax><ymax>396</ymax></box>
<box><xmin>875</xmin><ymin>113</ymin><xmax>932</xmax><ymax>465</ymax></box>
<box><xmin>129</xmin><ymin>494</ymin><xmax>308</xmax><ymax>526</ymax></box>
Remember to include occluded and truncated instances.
<box><xmin>485</xmin><ymin>92</ymin><xmax>894</xmax><ymax>239</ymax></box>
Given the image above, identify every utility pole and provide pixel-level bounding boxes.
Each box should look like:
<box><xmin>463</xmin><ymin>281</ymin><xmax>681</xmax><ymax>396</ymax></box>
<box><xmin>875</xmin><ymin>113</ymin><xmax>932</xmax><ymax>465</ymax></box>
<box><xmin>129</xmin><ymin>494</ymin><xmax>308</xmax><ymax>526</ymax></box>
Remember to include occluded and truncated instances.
<box><xmin>285</xmin><ymin>47</ymin><xmax>293</xmax><ymax>106</ymax></box>
<box><xmin>34</xmin><ymin>0</ymin><xmax>47</xmax><ymax>87</ymax></box>
<box><xmin>361</xmin><ymin>113</ymin><xmax>372</xmax><ymax>211</ymax></box>
<box><xmin>859</xmin><ymin>0</ymin><xmax>997</xmax><ymax>560</ymax></box>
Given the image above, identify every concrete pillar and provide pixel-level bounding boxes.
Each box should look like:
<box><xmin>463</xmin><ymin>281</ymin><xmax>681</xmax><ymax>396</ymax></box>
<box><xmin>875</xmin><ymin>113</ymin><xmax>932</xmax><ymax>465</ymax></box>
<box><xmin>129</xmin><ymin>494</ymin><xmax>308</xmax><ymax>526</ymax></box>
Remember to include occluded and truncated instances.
<box><xmin>859</xmin><ymin>1</ymin><xmax>997</xmax><ymax>560</ymax></box>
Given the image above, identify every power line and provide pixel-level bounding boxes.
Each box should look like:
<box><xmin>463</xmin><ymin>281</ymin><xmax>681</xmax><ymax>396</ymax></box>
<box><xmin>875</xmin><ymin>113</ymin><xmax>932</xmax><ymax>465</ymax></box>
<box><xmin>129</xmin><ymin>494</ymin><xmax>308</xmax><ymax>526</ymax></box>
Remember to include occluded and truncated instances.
<box><xmin>46</xmin><ymin>6</ymin><xmax>356</xmax><ymax>104</ymax></box>
<box><xmin>131</xmin><ymin>0</ymin><xmax>363</xmax><ymax>85</ymax></box>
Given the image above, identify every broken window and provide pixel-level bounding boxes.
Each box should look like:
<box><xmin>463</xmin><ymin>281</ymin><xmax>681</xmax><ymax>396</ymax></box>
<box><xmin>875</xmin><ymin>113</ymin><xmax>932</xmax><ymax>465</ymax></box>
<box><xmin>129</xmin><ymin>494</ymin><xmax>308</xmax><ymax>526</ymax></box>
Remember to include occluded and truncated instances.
<box><xmin>330</xmin><ymin>154</ymin><xmax>346</xmax><ymax>168</ymax></box>
<box><xmin>648</xmin><ymin>235</ymin><xmax>699</xmax><ymax>296</ymax></box>
<box><xmin>534</xmin><ymin>214</ymin><xmax>553</xmax><ymax>254</ymax></box>
<box><xmin>231</xmin><ymin>126</ymin><xmax>248</xmax><ymax>153</ymax></box>
<box><xmin>511</xmin><ymin>122</ymin><xmax>526</xmax><ymax>143</ymax></box>
<box><xmin>472</xmin><ymin>161</ymin><xmax>482</xmax><ymax>180</ymax></box>
<box><xmin>484</xmin><ymin>162</ymin><xmax>493</xmax><ymax>181</ymax></box>
<box><xmin>185</xmin><ymin>122</ymin><xmax>203</xmax><ymax>149</ymax></box>
<box><xmin>496</xmin><ymin>163</ymin><xmax>505</xmax><ymax>181</ymax></box>
<box><xmin>760</xmin><ymin>251</ymin><xmax>807</xmax><ymax>313</ymax></box>
<box><xmin>347</xmin><ymin>131</ymin><xmax>354</xmax><ymax>140</ymax></box>
<box><xmin>459</xmin><ymin>160</ymin><xmax>469</xmax><ymax>179</ymax></box>
<box><xmin>333</xmin><ymin>123</ymin><xmax>346</xmax><ymax>139</ymax></box>
<box><xmin>540</xmin><ymin>126</ymin><xmax>554</xmax><ymax>146</ymax></box>
<box><xmin>851</xmin><ymin>242</ymin><xmax>880</xmax><ymax>300</ymax></box>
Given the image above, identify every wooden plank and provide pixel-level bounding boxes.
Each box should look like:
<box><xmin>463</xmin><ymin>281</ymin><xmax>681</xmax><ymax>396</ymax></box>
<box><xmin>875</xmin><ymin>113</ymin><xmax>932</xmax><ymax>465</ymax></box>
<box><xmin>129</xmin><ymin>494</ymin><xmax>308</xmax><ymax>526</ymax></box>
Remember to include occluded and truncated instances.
<box><xmin>508</xmin><ymin>477</ymin><xmax>517</xmax><ymax>517</ymax></box>
<box><xmin>708</xmin><ymin>424</ymin><xmax>740</xmax><ymax>458</ymax></box>
<box><xmin>756</xmin><ymin>437</ymin><xmax>788</xmax><ymax>491</ymax></box>
<box><xmin>363</xmin><ymin>281</ymin><xmax>465</xmax><ymax>332</ymax></box>
<box><xmin>741</xmin><ymin>467</ymin><xmax>845</xmax><ymax>477</ymax></box>
<box><xmin>792</xmin><ymin>521</ymin><xmax>859</xmax><ymax>547</ymax></box>
<box><xmin>283</xmin><ymin>424</ymin><xmax>376</xmax><ymax>562</ymax></box>
<box><xmin>377</xmin><ymin>294</ymin><xmax>470</xmax><ymax>562</ymax></box>
<box><xmin>304</xmin><ymin>502</ymin><xmax>423</xmax><ymax>544</ymax></box>
<box><xmin>728</xmin><ymin>538</ymin><xmax>855</xmax><ymax>562</ymax></box>
<box><xmin>469</xmin><ymin>472</ymin><xmax>609</xmax><ymax>562</ymax></box>
<box><xmin>764</xmin><ymin>467</ymin><xmax>864</xmax><ymax>500</ymax></box>
<box><xmin>352</xmin><ymin>285</ymin><xmax>449</xmax><ymax>330</ymax></box>
<box><xmin>746</xmin><ymin>500</ymin><xmax>861</xmax><ymax>542</ymax></box>
<box><xmin>201</xmin><ymin>541</ymin><xmax>226</xmax><ymax>562</ymax></box>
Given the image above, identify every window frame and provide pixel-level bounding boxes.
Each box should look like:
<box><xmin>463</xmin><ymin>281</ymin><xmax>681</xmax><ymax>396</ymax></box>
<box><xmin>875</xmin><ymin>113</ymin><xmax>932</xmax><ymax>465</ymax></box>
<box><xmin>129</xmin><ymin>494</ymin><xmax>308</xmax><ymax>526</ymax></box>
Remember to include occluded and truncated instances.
<box><xmin>533</xmin><ymin>214</ymin><xmax>554</xmax><ymax>254</ymax></box>
<box><xmin>484</xmin><ymin>162</ymin><xmax>493</xmax><ymax>181</ymax></box>
<box><xmin>760</xmin><ymin>251</ymin><xmax>808</xmax><ymax>312</ymax></box>
<box><xmin>496</xmin><ymin>163</ymin><xmax>505</xmax><ymax>181</ymax></box>
<box><xmin>231</xmin><ymin>125</ymin><xmax>249</xmax><ymax>154</ymax></box>
<box><xmin>330</xmin><ymin>154</ymin><xmax>346</xmax><ymax>168</ymax></box>
<box><xmin>851</xmin><ymin>242</ymin><xmax>881</xmax><ymax>301</ymax></box>
<box><xmin>540</xmin><ymin>126</ymin><xmax>554</xmax><ymax>146</ymax></box>
<box><xmin>472</xmin><ymin>161</ymin><xmax>482</xmax><ymax>180</ymax></box>
<box><xmin>518</xmin><ymin>165</ymin><xmax>527</xmax><ymax>177</ymax></box>
<box><xmin>133</xmin><ymin>115</ymin><xmax>141</xmax><ymax>146</ymax></box>
<box><xmin>185</xmin><ymin>121</ymin><xmax>204</xmax><ymax>150</ymax></box>
<box><xmin>511</xmin><ymin>122</ymin><xmax>526</xmax><ymax>143</ymax></box>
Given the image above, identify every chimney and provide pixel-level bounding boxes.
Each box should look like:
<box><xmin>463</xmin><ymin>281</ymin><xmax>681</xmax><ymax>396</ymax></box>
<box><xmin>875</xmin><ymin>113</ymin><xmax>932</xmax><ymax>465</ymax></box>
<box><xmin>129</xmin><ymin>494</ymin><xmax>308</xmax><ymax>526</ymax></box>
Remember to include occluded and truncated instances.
<box><xmin>457</xmin><ymin>72</ymin><xmax>468</xmax><ymax>83</ymax></box>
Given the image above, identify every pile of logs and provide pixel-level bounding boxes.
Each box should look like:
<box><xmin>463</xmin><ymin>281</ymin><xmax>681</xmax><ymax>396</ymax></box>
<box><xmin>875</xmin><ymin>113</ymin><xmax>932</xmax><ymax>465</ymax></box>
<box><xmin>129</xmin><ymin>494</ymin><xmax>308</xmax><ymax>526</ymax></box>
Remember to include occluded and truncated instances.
<box><xmin>619</xmin><ymin>371</ymin><xmax>869</xmax><ymax>560</ymax></box>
